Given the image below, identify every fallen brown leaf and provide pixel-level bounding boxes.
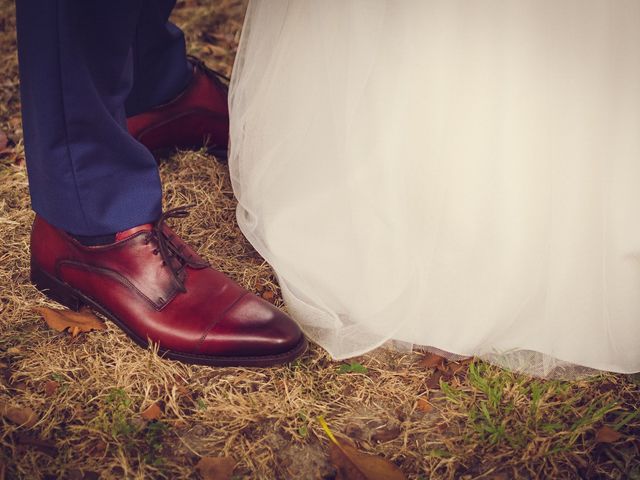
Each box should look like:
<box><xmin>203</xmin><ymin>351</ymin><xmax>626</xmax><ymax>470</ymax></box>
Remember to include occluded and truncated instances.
<box><xmin>329</xmin><ymin>437</ymin><xmax>406</xmax><ymax>480</ymax></box>
<box><xmin>0</xmin><ymin>402</ymin><xmax>38</xmax><ymax>427</ymax></box>
<box><xmin>141</xmin><ymin>402</ymin><xmax>162</xmax><ymax>421</ymax></box>
<box><xmin>446</xmin><ymin>362</ymin><xmax>468</xmax><ymax>377</ymax></box>
<box><xmin>418</xmin><ymin>353</ymin><xmax>446</xmax><ymax>369</ymax></box>
<box><xmin>371</xmin><ymin>426</ymin><xmax>401</xmax><ymax>443</ymax></box>
<box><xmin>426</xmin><ymin>370</ymin><xmax>443</xmax><ymax>390</ymax></box>
<box><xmin>43</xmin><ymin>380</ymin><xmax>59</xmax><ymax>397</ymax></box>
<box><xmin>37</xmin><ymin>307</ymin><xmax>106</xmax><ymax>337</ymax></box>
<box><xmin>416</xmin><ymin>398</ymin><xmax>433</xmax><ymax>413</ymax></box>
<box><xmin>319</xmin><ymin>416</ymin><xmax>405</xmax><ymax>480</ymax></box>
<box><xmin>195</xmin><ymin>456</ymin><xmax>236</xmax><ymax>480</ymax></box>
<box><xmin>595</xmin><ymin>425</ymin><xmax>623</xmax><ymax>443</ymax></box>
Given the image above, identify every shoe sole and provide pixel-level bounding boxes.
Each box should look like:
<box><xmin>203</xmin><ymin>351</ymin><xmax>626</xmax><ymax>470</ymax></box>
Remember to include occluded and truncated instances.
<box><xmin>31</xmin><ymin>263</ymin><xmax>308</xmax><ymax>367</ymax></box>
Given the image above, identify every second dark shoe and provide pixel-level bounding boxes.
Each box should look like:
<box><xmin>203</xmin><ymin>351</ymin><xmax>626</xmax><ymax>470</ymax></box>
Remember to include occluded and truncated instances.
<box><xmin>127</xmin><ymin>57</ymin><xmax>229</xmax><ymax>158</ymax></box>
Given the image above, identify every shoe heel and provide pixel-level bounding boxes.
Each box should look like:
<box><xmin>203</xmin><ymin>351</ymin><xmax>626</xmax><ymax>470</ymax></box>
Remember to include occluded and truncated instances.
<box><xmin>30</xmin><ymin>263</ymin><xmax>84</xmax><ymax>311</ymax></box>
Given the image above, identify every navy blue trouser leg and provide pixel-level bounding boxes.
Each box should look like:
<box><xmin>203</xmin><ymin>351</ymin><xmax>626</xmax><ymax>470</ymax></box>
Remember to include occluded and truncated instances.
<box><xmin>16</xmin><ymin>0</ymin><xmax>191</xmax><ymax>236</ymax></box>
<box><xmin>126</xmin><ymin>0</ymin><xmax>192</xmax><ymax>117</ymax></box>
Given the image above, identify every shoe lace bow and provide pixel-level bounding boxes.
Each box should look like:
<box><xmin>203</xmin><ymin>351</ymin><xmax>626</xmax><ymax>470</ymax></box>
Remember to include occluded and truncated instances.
<box><xmin>187</xmin><ymin>55</ymin><xmax>230</xmax><ymax>86</ymax></box>
<box><xmin>145</xmin><ymin>205</ymin><xmax>206</xmax><ymax>294</ymax></box>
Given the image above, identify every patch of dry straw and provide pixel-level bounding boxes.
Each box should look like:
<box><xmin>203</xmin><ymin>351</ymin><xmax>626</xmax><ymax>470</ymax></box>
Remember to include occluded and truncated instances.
<box><xmin>0</xmin><ymin>1</ymin><xmax>638</xmax><ymax>479</ymax></box>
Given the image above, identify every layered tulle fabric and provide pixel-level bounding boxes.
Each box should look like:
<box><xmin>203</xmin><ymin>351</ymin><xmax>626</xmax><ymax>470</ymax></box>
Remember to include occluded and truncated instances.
<box><xmin>229</xmin><ymin>0</ymin><xmax>640</xmax><ymax>378</ymax></box>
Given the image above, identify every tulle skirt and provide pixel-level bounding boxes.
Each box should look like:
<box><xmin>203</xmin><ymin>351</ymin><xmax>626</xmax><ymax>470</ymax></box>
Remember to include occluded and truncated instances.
<box><xmin>229</xmin><ymin>0</ymin><xmax>640</xmax><ymax>378</ymax></box>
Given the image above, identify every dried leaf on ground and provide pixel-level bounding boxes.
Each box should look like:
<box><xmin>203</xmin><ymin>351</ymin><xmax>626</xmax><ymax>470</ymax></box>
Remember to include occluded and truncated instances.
<box><xmin>37</xmin><ymin>307</ymin><xmax>106</xmax><ymax>337</ymax></box>
<box><xmin>0</xmin><ymin>402</ymin><xmax>38</xmax><ymax>427</ymax></box>
<box><xmin>445</xmin><ymin>362</ymin><xmax>468</xmax><ymax>377</ymax></box>
<box><xmin>371</xmin><ymin>425</ymin><xmax>401</xmax><ymax>443</ymax></box>
<box><xmin>141</xmin><ymin>402</ymin><xmax>162</xmax><ymax>421</ymax></box>
<box><xmin>595</xmin><ymin>425</ymin><xmax>623</xmax><ymax>443</ymax></box>
<box><xmin>43</xmin><ymin>380</ymin><xmax>59</xmax><ymax>397</ymax></box>
<box><xmin>426</xmin><ymin>370</ymin><xmax>443</xmax><ymax>390</ymax></box>
<box><xmin>329</xmin><ymin>440</ymin><xmax>405</xmax><ymax>480</ymax></box>
<box><xmin>416</xmin><ymin>398</ymin><xmax>433</xmax><ymax>413</ymax></box>
<box><xmin>418</xmin><ymin>353</ymin><xmax>446</xmax><ymax>369</ymax></box>
<box><xmin>319</xmin><ymin>416</ymin><xmax>406</xmax><ymax>480</ymax></box>
<box><xmin>195</xmin><ymin>456</ymin><xmax>236</xmax><ymax>480</ymax></box>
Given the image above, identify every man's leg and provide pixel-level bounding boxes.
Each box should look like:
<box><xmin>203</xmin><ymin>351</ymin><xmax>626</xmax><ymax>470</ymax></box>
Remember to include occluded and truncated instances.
<box><xmin>125</xmin><ymin>0</ymin><xmax>230</xmax><ymax>154</ymax></box>
<box><xmin>18</xmin><ymin>0</ymin><xmax>306</xmax><ymax>366</ymax></box>
<box><xmin>125</xmin><ymin>0</ymin><xmax>192</xmax><ymax>117</ymax></box>
<box><xmin>16</xmin><ymin>0</ymin><xmax>162</xmax><ymax>236</ymax></box>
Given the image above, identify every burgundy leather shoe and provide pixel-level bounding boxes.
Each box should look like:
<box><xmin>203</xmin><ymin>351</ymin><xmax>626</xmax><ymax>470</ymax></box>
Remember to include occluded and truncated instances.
<box><xmin>127</xmin><ymin>57</ymin><xmax>229</xmax><ymax>158</ymax></box>
<box><xmin>29</xmin><ymin>207</ymin><xmax>307</xmax><ymax>367</ymax></box>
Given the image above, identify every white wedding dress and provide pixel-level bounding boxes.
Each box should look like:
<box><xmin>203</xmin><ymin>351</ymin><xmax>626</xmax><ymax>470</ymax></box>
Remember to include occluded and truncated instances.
<box><xmin>229</xmin><ymin>0</ymin><xmax>640</xmax><ymax>378</ymax></box>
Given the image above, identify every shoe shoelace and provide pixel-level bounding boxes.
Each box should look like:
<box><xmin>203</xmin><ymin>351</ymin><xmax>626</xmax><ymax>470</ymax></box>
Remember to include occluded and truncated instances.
<box><xmin>144</xmin><ymin>205</ymin><xmax>205</xmax><ymax>294</ymax></box>
<box><xmin>187</xmin><ymin>55</ymin><xmax>230</xmax><ymax>87</ymax></box>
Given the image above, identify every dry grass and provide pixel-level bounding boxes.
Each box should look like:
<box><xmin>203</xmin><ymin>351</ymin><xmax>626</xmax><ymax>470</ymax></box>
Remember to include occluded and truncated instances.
<box><xmin>0</xmin><ymin>1</ymin><xmax>639</xmax><ymax>479</ymax></box>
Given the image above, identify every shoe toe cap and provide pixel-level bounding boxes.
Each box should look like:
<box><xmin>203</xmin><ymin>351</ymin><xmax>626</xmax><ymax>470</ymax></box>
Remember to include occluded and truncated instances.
<box><xmin>199</xmin><ymin>293</ymin><xmax>305</xmax><ymax>358</ymax></box>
